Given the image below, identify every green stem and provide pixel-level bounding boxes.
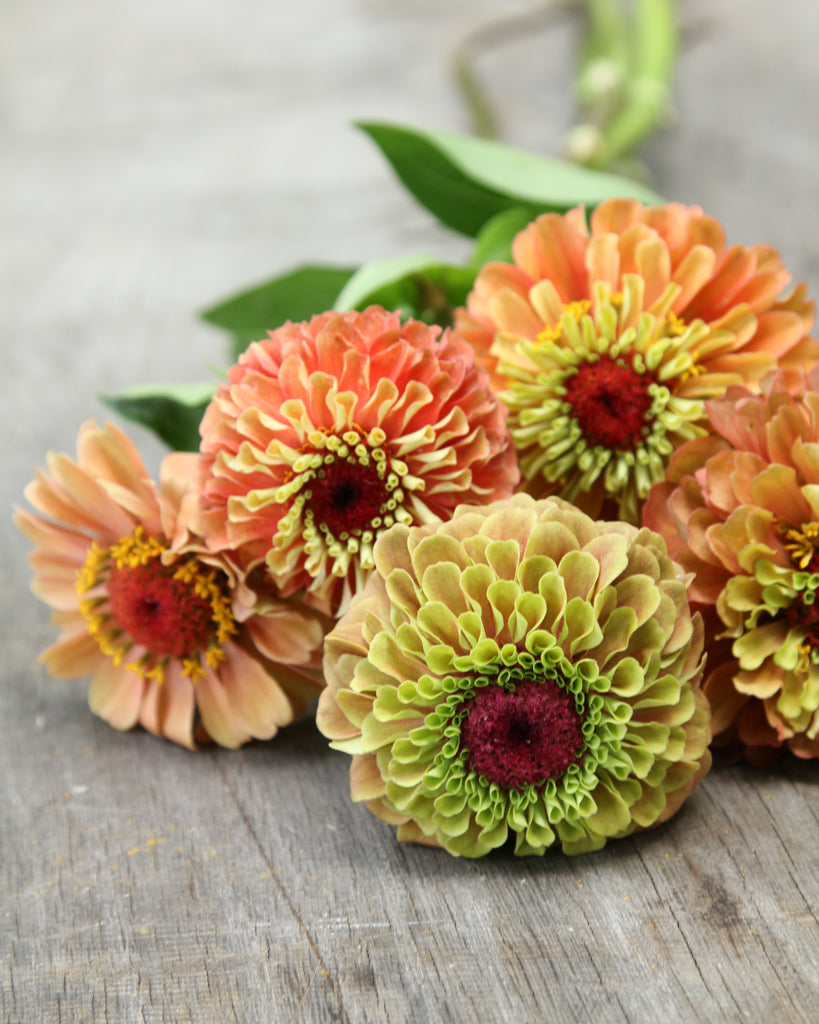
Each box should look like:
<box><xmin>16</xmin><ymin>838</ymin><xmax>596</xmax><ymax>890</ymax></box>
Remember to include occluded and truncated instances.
<box><xmin>451</xmin><ymin>0</ymin><xmax>583</xmax><ymax>140</ymax></box>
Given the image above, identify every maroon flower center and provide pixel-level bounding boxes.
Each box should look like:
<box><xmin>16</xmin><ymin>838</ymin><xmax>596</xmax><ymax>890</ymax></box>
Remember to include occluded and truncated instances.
<box><xmin>564</xmin><ymin>355</ymin><xmax>653</xmax><ymax>450</ymax></box>
<box><xmin>460</xmin><ymin>679</ymin><xmax>585</xmax><ymax>789</ymax></box>
<box><xmin>787</xmin><ymin>596</ymin><xmax>819</xmax><ymax>649</ymax></box>
<box><xmin>309</xmin><ymin>458</ymin><xmax>389</xmax><ymax>536</ymax></box>
<box><xmin>107</xmin><ymin>560</ymin><xmax>215</xmax><ymax>658</ymax></box>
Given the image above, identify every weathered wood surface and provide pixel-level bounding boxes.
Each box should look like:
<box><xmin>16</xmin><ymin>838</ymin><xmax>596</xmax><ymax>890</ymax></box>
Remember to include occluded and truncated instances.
<box><xmin>3</xmin><ymin>1</ymin><xmax>819</xmax><ymax>1020</ymax></box>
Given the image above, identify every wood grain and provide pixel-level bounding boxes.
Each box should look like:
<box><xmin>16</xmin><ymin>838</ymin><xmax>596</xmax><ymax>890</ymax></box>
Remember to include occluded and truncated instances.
<box><xmin>3</xmin><ymin>1</ymin><xmax>819</xmax><ymax>1020</ymax></box>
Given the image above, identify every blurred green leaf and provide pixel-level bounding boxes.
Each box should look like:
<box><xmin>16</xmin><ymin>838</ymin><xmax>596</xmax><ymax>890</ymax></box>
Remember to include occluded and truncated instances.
<box><xmin>99</xmin><ymin>381</ymin><xmax>217</xmax><ymax>452</ymax></box>
<box><xmin>357</xmin><ymin>121</ymin><xmax>663</xmax><ymax>237</ymax></box>
<box><xmin>335</xmin><ymin>253</ymin><xmax>476</xmax><ymax>326</ymax></box>
<box><xmin>201</xmin><ymin>264</ymin><xmax>356</xmax><ymax>359</ymax></box>
<box><xmin>469</xmin><ymin>207</ymin><xmax>534</xmax><ymax>267</ymax></box>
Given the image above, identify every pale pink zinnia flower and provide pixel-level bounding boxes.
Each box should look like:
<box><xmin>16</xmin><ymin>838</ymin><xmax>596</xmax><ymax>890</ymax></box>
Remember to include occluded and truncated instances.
<box><xmin>199</xmin><ymin>306</ymin><xmax>519</xmax><ymax>617</ymax></box>
<box><xmin>15</xmin><ymin>421</ymin><xmax>326</xmax><ymax>749</ymax></box>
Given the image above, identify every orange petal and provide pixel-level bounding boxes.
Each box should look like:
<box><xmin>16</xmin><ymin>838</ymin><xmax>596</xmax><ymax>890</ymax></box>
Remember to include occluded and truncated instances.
<box><xmin>512</xmin><ymin>214</ymin><xmax>589</xmax><ymax>301</ymax></box>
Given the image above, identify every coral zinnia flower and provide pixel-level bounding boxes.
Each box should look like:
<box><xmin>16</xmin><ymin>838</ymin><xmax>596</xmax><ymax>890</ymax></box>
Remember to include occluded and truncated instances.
<box><xmin>14</xmin><ymin>421</ymin><xmax>326</xmax><ymax>749</ymax></box>
<box><xmin>643</xmin><ymin>373</ymin><xmax>819</xmax><ymax>762</ymax></box>
<box><xmin>199</xmin><ymin>306</ymin><xmax>519</xmax><ymax>617</ymax></box>
<box><xmin>456</xmin><ymin>199</ymin><xmax>817</xmax><ymax>390</ymax></box>
<box><xmin>317</xmin><ymin>495</ymin><xmax>711</xmax><ymax>857</ymax></box>
<box><xmin>455</xmin><ymin>201</ymin><xmax>817</xmax><ymax>522</ymax></box>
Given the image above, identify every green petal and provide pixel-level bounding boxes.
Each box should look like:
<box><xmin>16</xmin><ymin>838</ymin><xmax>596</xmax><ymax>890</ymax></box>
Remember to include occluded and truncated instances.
<box><xmin>559</xmin><ymin>550</ymin><xmax>602</xmax><ymax>602</ymax></box>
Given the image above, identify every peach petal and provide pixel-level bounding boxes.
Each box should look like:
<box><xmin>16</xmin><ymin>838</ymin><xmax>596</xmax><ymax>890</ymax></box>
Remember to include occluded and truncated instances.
<box><xmin>25</xmin><ymin>464</ymin><xmax>131</xmax><ymax>541</ymax></box>
<box><xmin>350</xmin><ymin>753</ymin><xmax>387</xmax><ymax>801</ymax></box>
<box><xmin>77</xmin><ymin>421</ymin><xmax>159</xmax><ymax>523</ymax></box>
<box><xmin>528</xmin><ymin>278</ymin><xmax>567</xmax><ymax>326</ymax></box>
<box><xmin>589</xmin><ymin>197</ymin><xmax>643</xmax><ymax>235</ymax></box>
<box><xmin>487</xmin><ymin>290</ymin><xmax>544</xmax><ymax>340</ymax></box>
<box><xmin>40</xmin><ymin>630</ymin><xmax>105</xmax><ymax>679</ymax></box>
<box><xmin>685</xmin><ymin>246</ymin><xmax>758</xmax><ymax>320</ymax></box>
<box><xmin>219</xmin><ymin>644</ymin><xmax>295</xmax><ymax>738</ymax></box>
<box><xmin>742</xmin><ymin>310</ymin><xmax>806</xmax><ymax>357</ymax></box>
<box><xmin>196</xmin><ymin>670</ymin><xmax>248</xmax><ymax>749</ymax></box>
<box><xmin>669</xmin><ymin>245</ymin><xmax>718</xmax><ymax>311</ymax></box>
<box><xmin>585</xmin><ymin>233</ymin><xmax>620</xmax><ymax>288</ymax></box>
<box><xmin>512</xmin><ymin>214</ymin><xmax>589</xmax><ymax>300</ymax></box>
<box><xmin>634</xmin><ymin>236</ymin><xmax>672</xmax><ymax>306</ymax></box>
<box><xmin>13</xmin><ymin>508</ymin><xmax>91</xmax><ymax>562</ymax></box>
<box><xmin>748</xmin><ymin>464</ymin><xmax>812</xmax><ymax>523</ymax></box>
<box><xmin>88</xmin><ymin>662</ymin><xmax>145</xmax><ymax>730</ymax></box>
<box><xmin>245</xmin><ymin>606</ymin><xmax>327</xmax><ymax>666</ymax></box>
<box><xmin>138</xmin><ymin>663</ymin><xmax>196</xmax><ymax>750</ymax></box>
<box><xmin>778</xmin><ymin>281</ymin><xmax>816</xmax><ymax>332</ymax></box>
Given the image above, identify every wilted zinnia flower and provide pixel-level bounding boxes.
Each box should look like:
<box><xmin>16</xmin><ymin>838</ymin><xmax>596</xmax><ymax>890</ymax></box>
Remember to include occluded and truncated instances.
<box><xmin>454</xmin><ymin>200</ymin><xmax>817</xmax><ymax>521</ymax></box>
<box><xmin>644</xmin><ymin>373</ymin><xmax>819</xmax><ymax>762</ymax></box>
<box><xmin>317</xmin><ymin>495</ymin><xmax>711</xmax><ymax>857</ymax></box>
<box><xmin>199</xmin><ymin>306</ymin><xmax>519</xmax><ymax>616</ymax></box>
<box><xmin>14</xmin><ymin>421</ymin><xmax>326</xmax><ymax>749</ymax></box>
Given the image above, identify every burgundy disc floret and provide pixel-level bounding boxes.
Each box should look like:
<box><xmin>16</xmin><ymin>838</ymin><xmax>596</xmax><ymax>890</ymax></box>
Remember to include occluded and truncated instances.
<box><xmin>460</xmin><ymin>679</ymin><xmax>585</xmax><ymax>789</ymax></box>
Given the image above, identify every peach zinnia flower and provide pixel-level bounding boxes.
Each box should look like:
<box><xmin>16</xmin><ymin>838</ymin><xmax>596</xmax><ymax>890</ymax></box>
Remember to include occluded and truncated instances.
<box><xmin>15</xmin><ymin>421</ymin><xmax>326</xmax><ymax>749</ymax></box>
<box><xmin>199</xmin><ymin>306</ymin><xmax>519</xmax><ymax>616</ymax></box>
<box><xmin>643</xmin><ymin>373</ymin><xmax>819</xmax><ymax>762</ymax></box>
<box><xmin>454</xmin><ymin>200</ymin><xmax>817</xmax><ymax>521</ymax></box>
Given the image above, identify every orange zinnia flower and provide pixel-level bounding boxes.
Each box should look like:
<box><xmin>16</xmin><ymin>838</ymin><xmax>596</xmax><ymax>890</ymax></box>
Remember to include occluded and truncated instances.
<box><xmin>457</xmin><ymin>199</ymin><xmax>816</xmax><ymax>390</ymax></box>
<box><xmin>15</xmin><ymin>421</ymin><xmax>326</xmax><ymax>749</ymax></box>
<box><xmin>454</xmin><ymin>200</ymin><xmax>817</xmax><ymax>521</ymax></box>
<box><xmin>199</xmin><ymin>306</ymin><xmax>519</xmax><ymax>616</ymax></box>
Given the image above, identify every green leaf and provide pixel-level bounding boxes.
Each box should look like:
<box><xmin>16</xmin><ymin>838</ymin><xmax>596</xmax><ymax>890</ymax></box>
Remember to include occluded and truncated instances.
<box><xmin>99</xmin><ymin>381</ymin><xmax>217</xmax><ymax>452</ymax></box>
<box><xmin>201</xmin><ymin>264</ymin><xmax>357</xmax><ymax>360</ymax></box>
<box><xmin>357</xmin><ymin>121</ymin><xmax>664</xmax><ymax>237</ymax></box>
<box><xmin>469</xmin><ymin>207</ymin><xmax>534</xmax><ymax>267</ymax></box>
<box><xmin>335</xmin><ymin>253</ymin><xmax>476</xmax><ymax>327</ymax></box>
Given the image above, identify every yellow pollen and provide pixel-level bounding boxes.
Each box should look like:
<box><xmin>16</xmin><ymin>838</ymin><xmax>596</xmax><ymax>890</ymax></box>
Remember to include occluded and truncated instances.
<box><xmin>679</xmin><ymin>347</ymin><xmax>706</xmax><ymax>383</ymax></box>
<box><xmin>778</xmin><ymin>521</ymin><xmax>819</xmax><ymax>569</ymax></box>
<box><xmin>536</xmin><ymin>300</ymin><xmax>592</xmax><ymax>346</ymax></box>
<box><xmin>667</xmin><ymin>311</ymin><xmax>687</xmax><ymax>337</ymax></box>
<box><xmin>75</xmin><ymin>527</ymin><xmax>237</xmax><ymax>685</ymax></box>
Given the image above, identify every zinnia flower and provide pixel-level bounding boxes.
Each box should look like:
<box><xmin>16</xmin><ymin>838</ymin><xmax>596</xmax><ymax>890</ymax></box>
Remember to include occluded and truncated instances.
<box><xmin>14</xmin><ymin>421</ymin><xmax>326</xmax><ymax>749</ymax></box>
<box><xmin>456</xmin><ymin>199</ymin><xmax>817</xmax><ymax>389</ymax></box>
<box><xmin>317</xmin><ymin>495</ymin><xmax>711</xmax><ymax>857</ymax></box>
<box><xmin>199</xmin><ymin>306</ymin><xmax>519</xmax><ymax>616</ymax></box>
<box><xmin>643</xmin><ymin>373</ymin><xmax>819</xmax><ymax>762</ymax></box>
<box><xmin>454</xmin><ymin>200</ymin><xmax>817</xmax><ymax>521</ymax></box>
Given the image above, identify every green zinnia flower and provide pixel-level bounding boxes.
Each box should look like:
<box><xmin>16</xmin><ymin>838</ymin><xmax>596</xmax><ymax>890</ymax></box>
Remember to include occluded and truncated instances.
<box><xmin>317</xmin><ymin>495</ymin><xmax>712</xmax><ymax>857</ymax></box>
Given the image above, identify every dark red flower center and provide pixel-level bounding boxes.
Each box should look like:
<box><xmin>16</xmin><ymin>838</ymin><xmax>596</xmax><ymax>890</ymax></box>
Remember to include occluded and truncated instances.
<box><xmin>107</xmin><ymin>560</ymin><xmax>215</xmax><ymax>658</ymax></box>
<box><xmin>787</xmin><ymin>595</ymin><xmax>819</xmax><ymax>648</ymax></box>
<box><xmin>460</xmin><ymin>678</ymin><xmax>585</xmax><ymax>789</ymax></box>
<box><xmin>309</xmin><ymin>458</ymin><xmax>389</xmax><ymax>536</ymax></box>
<box><xmin>564</xmin><ymin>355</ymin><xmax>653</xmax><ymax>450</ymax></box>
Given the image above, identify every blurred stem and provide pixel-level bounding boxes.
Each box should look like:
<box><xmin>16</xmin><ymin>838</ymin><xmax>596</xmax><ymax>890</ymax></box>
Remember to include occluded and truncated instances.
<box><xmin>453</xmin><ymin>0</ymin><xmax>679</xmax><ymax>180</ymax></box>
<box><xmin>452</xmin><ymin>1</ymin><xmax>582</xmax><ymax>140</ymax></box>
<box><xmin>569</xmin><ymin>0</ymin><xmax>678</xmax><ymax>170</ymax></box>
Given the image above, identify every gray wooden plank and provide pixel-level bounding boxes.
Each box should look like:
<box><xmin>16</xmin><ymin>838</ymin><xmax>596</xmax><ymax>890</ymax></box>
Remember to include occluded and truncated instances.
<box><xmin>3</xmin><ymin>0</ymin><xmax>819</xmax><ymax>1021</ymax></box>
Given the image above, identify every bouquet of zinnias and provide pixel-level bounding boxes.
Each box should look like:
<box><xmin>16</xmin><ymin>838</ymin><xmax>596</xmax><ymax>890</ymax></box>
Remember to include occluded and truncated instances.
<box><xmin>16</xmin><ymin>122</ymin><xmax>818</xmax><ymax>857</ymax></box>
